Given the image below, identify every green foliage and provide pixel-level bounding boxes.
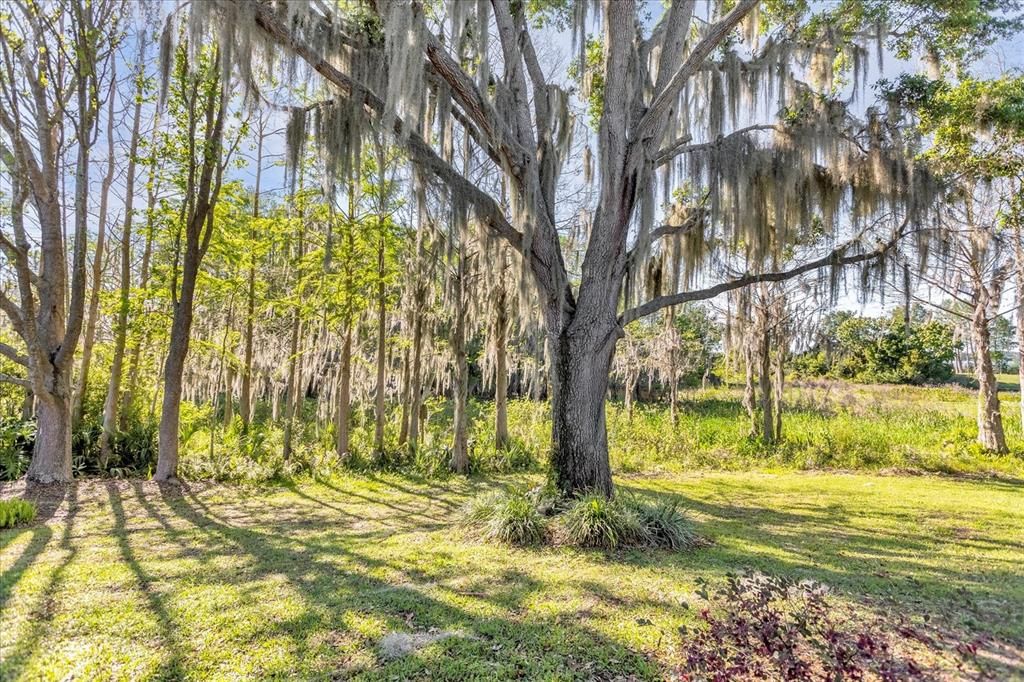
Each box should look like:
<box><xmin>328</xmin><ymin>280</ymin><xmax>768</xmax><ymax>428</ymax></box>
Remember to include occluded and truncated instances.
<box><xmin>566</xmin><ymin>37</ymin><xmax>605</xmax><ymax>129</ymax></box>
<box><xmin>461</xmin><ymin>487</ymin><xmax>548</xmax><ymax>545</ymax></box>
<box><xmin>882</xmin><ymin>72</ymin><xmax>1024</xmax><ymax>177</ymax></box>
<box><xmin>0</xmin><ymin>418</ymin><xmax>34</xmax><ymax>481</ymax></box>
<box><xmin>796</xmin><ymin>311</ymin><xmax>957</xmax><ymax>384</ymax></box>
<box><xmin>0</xmin><ymin>498</ymin><xmax>36</xmax><ymax>529</ymax></box>
<box><xmin>623</xmin><ymin>495</ymin><xmax>701</xmax><ymax>551</ymax></box>
<box><xmin>559</xmin><ymin>493</ymin><xmax>646</xmax><ymax>550</ymax></box>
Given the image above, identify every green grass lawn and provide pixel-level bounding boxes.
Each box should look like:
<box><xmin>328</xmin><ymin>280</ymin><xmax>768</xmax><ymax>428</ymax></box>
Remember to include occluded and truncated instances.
<box><xmin>3</xmin><ymin>471</ymin><xmax>1022</xmax><ymax>680</ymax></box>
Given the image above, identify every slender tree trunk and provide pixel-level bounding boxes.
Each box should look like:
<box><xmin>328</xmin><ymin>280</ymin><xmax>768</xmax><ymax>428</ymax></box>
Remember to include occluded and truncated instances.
<box><xmin>773</xmin><ymin>345</ymin><xmax>784</xmax><ymax>441</ymax></box>
<box><xmin>282</xmin><ymin>316</ymin><xmax>301</xmax><ymax>460</ymax></box>
<box><xmin>759</xmin><ymin>337</ymin><xmax>774</xmax><ymax>443</ymax></box>
<box><xmin>336</xmin><ymin>324</ymin><xmax>352</xmax><ymax>458</ymax></box>
<box><xmin>398</xmin><ymin>345</ymin><xmax>411</xmax><ymax>445</ymax></box>
<box><xmin>451</xmin><ymin>255</ymin><xmax>469</xmax><ymax>474</ymax></box>
<box><xmin>240</xmin><ymin>127</ymin><xmax>264</xmax><ymax>431</ymax></box>
<box><xmin>219</xmin><ymin>304</ymin><xmax>235</xmax><ymax>427</ymax></box>
<box><xmin>99</xmin><ymin>69</ymin><xmax>145</xmax><ymax>465</ymax></box>
<box><xmin>119</xmin><ymin>133</ymin><xmax>160</xmax><ymax>428</ymax></box>
<box><xmin>155</xmin><ymin>57</ymin><xmax>228</xmax><ymax>481</ymax></box>
<box><xmin>973</xmin><ymin>286</ymin><xmax>1008</xmax><ymax>453</ymax></box>
<box><xmin>743</xmin><ymin>341</ymin><xmax>757</xmax><ymax>435</ymax></box>
<box><xmin>1015</xmin><ymin>222</ymin><xmax>1024</xmax><ymax>430</ymax></box>
<box><xmin>625</xmin><ymin>369</ymin><xmax>636</xmax><ymax>420</ymax></box>
<box><xmin>373</xmin><ymin>237</ymin><xmax>387</xmax><ymax>458</ymax></box>
<box><xmin>408</xmin><ymin>303</ymin><xmax>425</xmax><ymax>450</ymax></box>
<box><xmin>74</xmin><ymin>74</ymin><xmax>118</xmax><ymax>427</ymax></box>
<box><xmin>494</xmin><ymin>283</ymin><xmax>510</xmax><ymax>449</ymax></box>
<box><xmin>156</xmin><ymin>235</ymin><xmax>203</xmax><ymax>482</ymax></box>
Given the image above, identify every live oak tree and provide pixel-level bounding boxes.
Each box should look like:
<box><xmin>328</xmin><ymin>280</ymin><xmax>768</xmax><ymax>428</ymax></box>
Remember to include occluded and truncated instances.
<box><xmin>0</xmin><ymin>0</ymin><xmax>125</xmax><ymax>483</ymax></box>
<box><xmin>178</xmin><ymin>0</ymin><xmax>1018</xmax><ymax>496</ymax></box>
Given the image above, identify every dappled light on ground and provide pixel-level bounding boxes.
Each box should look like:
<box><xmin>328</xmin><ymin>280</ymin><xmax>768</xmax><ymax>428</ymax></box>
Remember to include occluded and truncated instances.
<box><xmin>1</xmin><ymin>472</ymin><xmax>1022</xmax><ymax>680</ymax></box>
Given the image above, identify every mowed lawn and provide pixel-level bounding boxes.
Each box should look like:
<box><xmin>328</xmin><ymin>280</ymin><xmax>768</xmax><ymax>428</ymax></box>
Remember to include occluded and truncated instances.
<box><xmin>2</xmin><ymin>472</ymin><xmax>1022</xmax><ymax>680</ymax></box>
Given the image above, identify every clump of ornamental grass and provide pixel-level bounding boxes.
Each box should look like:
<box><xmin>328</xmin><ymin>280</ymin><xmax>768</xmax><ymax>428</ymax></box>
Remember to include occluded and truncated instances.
<box><xmin>460</xmin><ymin>488</ymin><xmax>548</xmax><ymax>545</ymax></box>
<box><xmin>0</xmin><ymin>498</ymin><xmax>37</xmax><ymax>529</ymax></box>
<box><xmin>558</xmin><ymin>493</ymin><xmax>648</xmax><ymax>549</ymax></box>
<box><xmin>625</xmin><ymin>495</ymin><xmax>703</xmax><ymax>550</ymax></box>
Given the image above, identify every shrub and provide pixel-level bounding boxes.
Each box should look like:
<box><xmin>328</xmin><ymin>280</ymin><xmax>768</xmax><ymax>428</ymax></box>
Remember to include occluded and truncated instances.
<box><xmin>0</xmin><ymin>498</ymin><xmax>37</xmax><ymax>529</ymax></box>
<box><xmin>559</xmin><ymin>493</ymin><xmax>647</xmax><ymax>549</ymax></box>
<box><xmin>626</xmin><ymin>496</ymin><xmax>701</xmax><ymax>550</ymax></box>
<box><xmin>679</xmin><ymin>571</ymin><xmax>980</xmax><ymax>680</ymax></box>
<box><xmin>461</xmin><ymin>488</ymin><xmax>547</xmax><ymax>545</ymax></box>
<box><xmin>0</xmin><ymin>418</ymin><xmax>34</xmax><ymax>481</ymax></box>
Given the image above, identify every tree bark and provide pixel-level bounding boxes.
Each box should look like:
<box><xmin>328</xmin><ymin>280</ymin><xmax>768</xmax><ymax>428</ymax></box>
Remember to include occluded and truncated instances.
<box><xmin>27</xmin><ymin>390</ymin><xmax>73</xmax><ymax>483</ymax></box>
<box><xmin>758</xmin><ymin>306</ymin><xmax>775</xmax><ymax>444</ymax></box>
<box><xmin>240</xmin><ymin>121</ymin><xmax>264</xmax><ymax>431</ymax></box>
<box><xmin>156</xmin><ymin>218</ymin><xmax>204</xmax><ymax>481</ymax></box>
<box><xmin>282</xmin><ymin>315</ymin><xmax>301</xmax><ymax>460</ymax></box>
<box><xmin>74</xmin><ymin>71</ymin><xmax>118</xmax><ymax>428</ymax></box>
<box><xmin>155</xmin><ymin>50</ymin><xmax>229</xmax><ymax>481</ymax></box>
<box><xmin>99</xmin><ymin>64</ymin><xmax>145</xmax><ymax>465</ymax></box>
<box><xmin>451</xmin><ymin>253</ymin><xmax>470</xmax><ymax>474</ymax></box>
<box><xmin>972</xmin><ymin>287</ymin><xmax>1008</xmax><ymax>453</ymax></box>
<box><xmin>373</xmin><ymin>236</ymin><xmax>387</xmax><ymax>459</ymax></box>
<box><xmin>494</xmin><ymin>283</ymin><xmax>510</xmax><ymax>450</ymax></box>
<box><xmin>549</xmin><ymin>319</ymin><xmax>617</xmax><ymax>497</ymax></box>
<box><xmin>336</xmin><ymin>324</ymin><xmax>352</xmax><ymax>458</ymax></box>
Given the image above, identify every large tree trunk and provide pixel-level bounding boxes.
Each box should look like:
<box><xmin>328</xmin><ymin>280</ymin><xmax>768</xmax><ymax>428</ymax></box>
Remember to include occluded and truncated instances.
<box><xmin>973</xmin><ymin>287</ymin><xmax>1008</xmax><ymax>453</ymax></box>
<box><xmin>549</xmin><ymin>320</ymin><xmax>617</xmax><ymax>498</ymax></box>
<box><xmin>26</xmin><ymin>382</ymin><xmax>74</xmax><ymax>484</ymax></box>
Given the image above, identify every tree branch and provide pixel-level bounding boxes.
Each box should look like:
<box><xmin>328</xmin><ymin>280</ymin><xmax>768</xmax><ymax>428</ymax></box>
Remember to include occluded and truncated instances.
<box><xmin>635</xmin><ymin>0</ymin><xmax>758</xmax><ymax>143</ymax></box>
<box><xmin>620</xmin><ymin>226</ymin><xmax>908</xmax><ymax>325</ymax></box>
<box><xmin>654</xmin><ymin>124</ymin><xmax>782</xmax><ymax>167</ymax></box>
<box><xmin>0</xmin><ymin>342</ymin><xmax>28</xmax><ymax>366</ymax></box>
<box><xmin>243</xmin><ymin>0</ymin><xmax>552</xmax><ymax>286</ymax></box>
<box><xmin>0</xmin><ymin>373</ymin><xmax>31</xmax><ymax>388</ymax></box>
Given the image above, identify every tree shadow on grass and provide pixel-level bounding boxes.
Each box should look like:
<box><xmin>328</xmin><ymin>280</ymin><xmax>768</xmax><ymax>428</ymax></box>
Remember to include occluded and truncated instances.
<box><xmin>106</xmin><ymin>482</ymin><xmax>186</xmax><ymax>679</ymax></box>
<box><xmin>145</xmin><ymin>483</ymin><xmax>663</xmax><ymax>679</ymax></box>
<box><xmin>619</xmin><ymin>481</ymin><xmax>1024</xmax><ymax>648</ymax></box>
<box><xmin>1</xmin><ymin>484</ymin><xmax>78</xmax><ymax>680</ymax></box>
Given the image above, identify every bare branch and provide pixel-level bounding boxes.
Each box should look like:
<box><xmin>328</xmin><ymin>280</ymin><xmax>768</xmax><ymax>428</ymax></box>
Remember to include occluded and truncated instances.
<box><xmin>0</xmin><ymin>373</ymin><xmax>31</xmax><ymax>388</ymax></box>
<box><xmin>654</xmin><ymin>124</ymin><xmax>782</xmax><ymax>166</ymax></box>
<box><xmin>0</xmin><ymin>342</ymin><xmax>28</xmax><ymax>366</ymax></box>
<box><xmin>621</xmin><ymin>226</ymin><xmax>909</xmax><ymax>324</ymax></box>
<box><xmin>635</xmin><ymin>0</ymin><xmax>758</xmax><ymax>143</ymax></box>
